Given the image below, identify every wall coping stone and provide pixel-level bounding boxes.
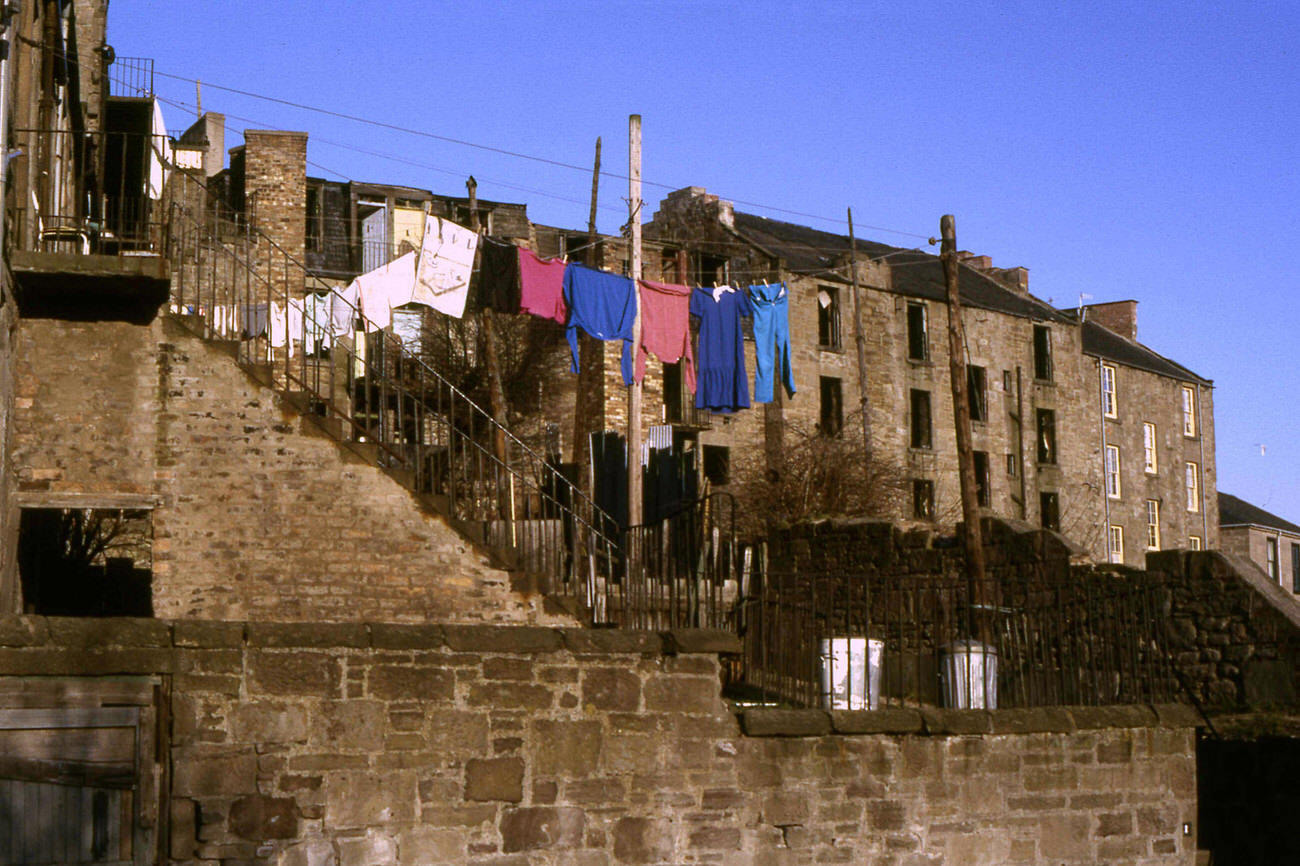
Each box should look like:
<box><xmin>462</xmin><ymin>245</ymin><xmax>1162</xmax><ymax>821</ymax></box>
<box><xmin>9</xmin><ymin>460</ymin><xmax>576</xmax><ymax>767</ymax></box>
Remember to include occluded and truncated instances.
<box><xmin>740</xmin><ymin>709</ymin><xmax>832</xmax><ymax>737</ymax></box>
<box><xmin>989</xmin><ymin>707</ymin><xmax>1076</xmax><ymax>734</ymax></box>
<box><xmin>920</xmin><ymin>708</ymin><xmax>993</xmax><ymax>735</ymax></box>
<box><xmin>46</xmin><ymin>617</ymin><xmax>172</xmax><ymax>648</ymax></box>
<box><xmin>173</xmin><ymin>621</ymin><xmax>246</xmax><ymax>648</ymax></box>
<box><xmin>1153</xmin><ymin>703</ymin><xmax>1205</xmax><ymax>728</ymax></box>
<box><xmin>0</xmin><ymin>616</ymin><xmax>50</xmax><ymax>646</ymax></box>
<box><xmin>1069</xmin><ymin>705</ymin><xmax>1158</xmax><ymax>729</ymax></box>
<box><xmin>246</xmin><ymin>623</ymin><xmax>369</xmax><ymax>649</ymax></box>
<box><xmin>829</xmin><ymin>708</ymin><xmax>924</xmax><ymax>734</ymax></box>
<box><xmin>369</xmin><ymin>624</ymin><xmax>446</xmax><ymax>650</ymax></box>
<box><xmin>442</xmin><ymin>625</ymin><xmax>563</xmax><ymax>653</ymax></box>
<box><xmin>662</xmin><ymin>629</ymin><xmax>742</xmax><ymax>655</ymax></box>
<box><xmin>561</xmin><ymin>630</ymin><xmax>662</xmax><ymax>655</ymax></box>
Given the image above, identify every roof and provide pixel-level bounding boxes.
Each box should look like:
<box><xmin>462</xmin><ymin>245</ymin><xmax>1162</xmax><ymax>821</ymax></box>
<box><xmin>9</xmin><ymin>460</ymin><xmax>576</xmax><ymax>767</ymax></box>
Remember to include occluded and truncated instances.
<box><xmin>1219</xmin><ymin>492</ymin><xmax>1300</xmax><ymax>534</ymax></box>
<box><xmin>1079</xmin><ymin>318</ymin><xmax>1211</xmax><ymax>385</ymax></box>
<box><xmin>730</xmin><ymin>211</ymin><xmax>1074</xmax><ymax>324</ymax></box>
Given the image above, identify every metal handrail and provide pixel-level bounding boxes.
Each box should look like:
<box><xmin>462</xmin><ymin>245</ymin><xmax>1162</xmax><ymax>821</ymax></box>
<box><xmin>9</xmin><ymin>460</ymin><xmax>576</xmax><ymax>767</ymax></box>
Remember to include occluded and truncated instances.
<box><xmin>162</xmin><ymin>179</ymin><xmax>623</xmax><ymax>609</ymax></box>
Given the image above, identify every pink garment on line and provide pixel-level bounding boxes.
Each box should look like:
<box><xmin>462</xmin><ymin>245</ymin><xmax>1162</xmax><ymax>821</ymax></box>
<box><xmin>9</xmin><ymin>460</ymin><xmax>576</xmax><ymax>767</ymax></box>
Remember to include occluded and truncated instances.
<box><xmin>519</xmin><ymin>248</ymin><xmax>568</xmax><ymax>323</ymax></box>
<box><xmin>636</xmin><ymin>279</ymin><xmax>695</xmax><ymax>392</ymax></box>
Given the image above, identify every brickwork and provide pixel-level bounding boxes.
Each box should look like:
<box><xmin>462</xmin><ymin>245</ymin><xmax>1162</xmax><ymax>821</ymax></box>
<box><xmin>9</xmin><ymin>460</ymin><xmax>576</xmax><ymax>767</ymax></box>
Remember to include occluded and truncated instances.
<box><xmin>0</xmin><ymin>283</ymin><xmax>15</xmax><ymax>612</ymax></box>
<box><xmin>0</xmin><ymin>618</ymin><xmax>1200</xmax><ymax>865</ymax></box>
<box><xmin>9</xmin><ymin>317</ymin><xmax>567</xmax><ymax>625</ymax></box>
<box><xmin>244</xmin><ymin>130</ymin><xmax>308</xmax><ymax>297</ymax></box>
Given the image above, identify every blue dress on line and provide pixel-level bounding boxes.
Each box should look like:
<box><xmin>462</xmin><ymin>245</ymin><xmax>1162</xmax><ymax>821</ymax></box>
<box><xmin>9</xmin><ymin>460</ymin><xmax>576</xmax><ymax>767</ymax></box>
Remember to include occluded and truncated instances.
<box><xmin>690</xmin><ymin>287</ymin><xmax>752</xmax><ymax>413</ymax></box>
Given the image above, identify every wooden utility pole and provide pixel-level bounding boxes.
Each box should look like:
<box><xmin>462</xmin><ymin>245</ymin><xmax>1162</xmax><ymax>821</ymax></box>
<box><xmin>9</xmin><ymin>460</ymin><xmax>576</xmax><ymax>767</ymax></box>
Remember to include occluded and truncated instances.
<box><xmin>627</xmin><ymin>115</ymin><xmax>644</xmax><ymax>528</ymax></box>
<box><xmin>470</xmin><ymin>176</ymin><xmax>508</xmax><ymax>464</ymax></box>
<box><xmin>847</xmin><ymin>208</ymin><xmax>872</xmax><ymax>460</ymax></box>
<box><xmin>939</xmin><ymin>214</ymin><xmax>988</xmax><ymax>640</ymax></box>
<box><xmin>572</xmin><ymin>139</ymin><xmax>602</xmax><ymax>474</ymax></box>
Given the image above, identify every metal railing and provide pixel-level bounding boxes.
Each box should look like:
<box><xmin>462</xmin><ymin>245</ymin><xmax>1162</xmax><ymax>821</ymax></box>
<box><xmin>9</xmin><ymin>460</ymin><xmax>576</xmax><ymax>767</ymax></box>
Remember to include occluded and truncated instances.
<box><xmin>163</xmin><ymin>182</ymin><xmax>626</xmax><ymax>611</ymax></box>
<box><xmin>731</xmin><ymin>570</ymin><xmax>1178</xmax><ymax>710</ymax></box>
<box><xmin>11</xmin><ymin>128</ymin><xmax>172</xmax><ymax>254</ymax></box>
<box><xmin>613</xmin><ymin>493</ymin><xmax>737</xmax><ymax>629</ymax></box>
<box><xmin>108</xmin><ymin>56</ymin><xmax>155</xmax><ymax>98</ymax></box>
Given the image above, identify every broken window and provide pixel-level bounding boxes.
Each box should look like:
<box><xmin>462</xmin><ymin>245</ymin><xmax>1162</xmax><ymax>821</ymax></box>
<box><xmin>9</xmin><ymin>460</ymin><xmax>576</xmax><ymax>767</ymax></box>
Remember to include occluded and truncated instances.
<box><xmin>703</xmin><ymin>445</ymin><xmax>730</xmax><ymax>486</ymax></box>
<box><xmin>18</xmin><ymin>508</ymin><xmax>153</xmax><ymax>617</ymax></box>
<box><xmin>910</xmin><ymin>389</ymin><xmax>932</xmax><ymax>450</ymax></box>
<box><xmin>820</xmin><ymin>376</ymin><xmax>843</xmax><ymax>437</ymax></box>
<box><xmin>1033</xmin><ymin>325</ymin><xmax>1053</xmax><ymax>381</ymax></box>
<box><xmin>973</xmin><ymin>451</ymin><xmax>990</xmax><ymax>507</ymax></box>
<box><xmin>1040</xmin><ymin>491</ymin><xmax>1060</xmax><ymax>531</ymax></box>
<box><xmin>1036</xmin><ymin>408</ymin><xmax>1056</xmax><ymax>464</ymax></box>
<box><xmin>907</xmin><ymin>302</ymin><xmax>928</xmax><ymax>361</ymax></box>
<box><xmin>817</xmin><ymin>286</ymin><xmax>841</xmax><ymax>350</ymax></box>
<box><xmin>968</xmin><ymin>365</ymin><xmax>987</xmax><ymax>423</ymax></box>
<box><xmin>912</xmin><ymin>479</ymin><xmax>935</xmax><ymax>520</ymax></box>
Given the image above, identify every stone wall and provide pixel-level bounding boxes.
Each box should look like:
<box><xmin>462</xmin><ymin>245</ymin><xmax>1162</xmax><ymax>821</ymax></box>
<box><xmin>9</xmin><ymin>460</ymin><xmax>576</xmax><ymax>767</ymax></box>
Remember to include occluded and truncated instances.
<box><xmin>0</xmin><ymin>616</ymin><xmax>1200</xmax><ymax>865</ymax></box>
<box><xmin>0</xmin><ymin>276</ymin><xmax>15</xmax><ymax>612</ymax></box>
<box><xmin>8</xmin><ymin>316</ymin><xmax>562</xmax><ymax>625</ymax></box>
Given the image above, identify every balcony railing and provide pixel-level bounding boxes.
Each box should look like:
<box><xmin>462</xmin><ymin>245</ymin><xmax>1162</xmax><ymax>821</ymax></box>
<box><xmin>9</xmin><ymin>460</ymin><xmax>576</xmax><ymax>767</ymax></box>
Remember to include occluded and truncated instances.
<box><xmin>11</xmin><ymin>128</ymin><xmax>173</xmax><ymax>255</ymax></box>
<box><xmin>730</xmin><ymin>570</ymin><xmax>1178</xmax><ymax>710</ymax></box>
<box><xmin>108</xmin><ymin>56</ymin><xmax>155</xmax><ymax>98</ymax></box>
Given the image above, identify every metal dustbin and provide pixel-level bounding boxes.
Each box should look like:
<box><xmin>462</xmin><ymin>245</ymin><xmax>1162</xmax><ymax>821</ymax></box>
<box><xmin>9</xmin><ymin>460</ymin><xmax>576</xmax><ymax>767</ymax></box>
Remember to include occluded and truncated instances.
<box><xmin>818</xmin><ymin>637</ymin><xmax>884</xmax><ymax>710</ymax></box>
<box><xmin>941</xmin><ymin>640</ymin><xmax>998</xmax><ymax>709</ymax></box>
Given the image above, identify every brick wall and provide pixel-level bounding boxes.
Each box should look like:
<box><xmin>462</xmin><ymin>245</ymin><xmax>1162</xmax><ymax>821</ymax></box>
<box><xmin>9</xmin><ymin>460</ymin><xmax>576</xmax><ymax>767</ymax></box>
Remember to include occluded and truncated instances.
<box><xmin>244</xmin><ymin>130</ymin><xmax>307</xmax><ymax>298</ymax></box>
<box><xmin>0</xmin><ymin>617</ymin><xmax>1200</xmax><ymax>865</ymax></box>
<box><xmin>9</xmin><ymin>317</ymin><xmax>564</xmax><ymax>625</ymax></box>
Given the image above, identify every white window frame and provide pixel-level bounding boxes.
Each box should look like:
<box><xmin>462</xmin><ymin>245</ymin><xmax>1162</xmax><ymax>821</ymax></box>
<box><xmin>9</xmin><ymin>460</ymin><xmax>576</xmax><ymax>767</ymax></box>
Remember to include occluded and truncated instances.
<box><xmin>1189</xmin><ymin>535</ymin><xmax>1203</xmax><ymax>551</ymax></box>
<box><xmin>1185</xmin><ymin>462</ymin><xmax>1200</xmax><ymax>512</ymax></box>
<box><xmin>1266</xmin><ymin>537</ymin><xmax>1279</xmax><ymax>581</ymax></box>
<box><xmin>1101</xmin><ymin>364</ymin><xmax>1117</xmax><ymax>418</ymax></box>
<box><xmin>1143</xmin><ymin>422</ymin><xmax>1158</xmax><ymax>474</ymax></box>
<box><xmin>1145</xmin><ymin>500</ymin><xmax>1161</xmax><ymax>550</ymax></box>
<box><xmin>1109</xmin><ymin>525</ymin><xmax>1124</xmax><ymax>564</ymax></box>
<box><xmin>1182</xmin><ymin>385</ymin><xmax>1197</xmax><ymax>437</ymax></box>
<box><xmin>1105</xmin><ymin>445</ymin><xmax>1122</xmax><ymax>499</ymax></box>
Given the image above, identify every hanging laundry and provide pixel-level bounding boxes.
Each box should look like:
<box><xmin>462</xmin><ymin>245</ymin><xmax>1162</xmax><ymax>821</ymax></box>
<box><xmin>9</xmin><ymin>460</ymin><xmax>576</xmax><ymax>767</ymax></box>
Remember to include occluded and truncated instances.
<box><xmin>635</xmin><ymin>279</ymin><xmax>695</xmax><ymax>392</ymax></box>
<box><xmin>477</xmin><ymin>236</ymin><xmax>522</xmax><ymax>314</ymax></box>
<box><xmin>519</xmin><ymin>248</ymin><xmax>568</xmax><ymax>323</ymax></box>
<box><xmin>352</xmin><ymin>251</ymin><xmax>417</xmax><ymax>331</ymax></box>
<box><xmin>563</xmin><ymin>263</ymin><xmax>637</xmax><ymax>386</ymax></box>
<box><xmin>329</xmin><ymin>281</ymin><xmax>360</xmax><ymax>336</ymax></box>
<box><xmin>268</xmin><ymin>299</ymin><xmax>304</xmax><ymax>357</ymax></box>
<box><xmin>302</xmin><ymin>292</ymin><xmax>334</xmax><ymax>352</ymax></box>
<box><xmin>690</xmin><ymin>286</ymin><xmax>752</xmax><ymax>413</ymax></box>
<box><xmin>412</xmin><ymin>215</ymin><xmax>478</xmax><ymax>319</ymax></box>
<box><xmin>748</xmin><ymin>281</ymin><xmax>796</xmax><ymax>403</ymax></box>
<box><xmin>241</xmin><ymin>302</ymin><xmax>269</xmax><ymax>340</ymax></box>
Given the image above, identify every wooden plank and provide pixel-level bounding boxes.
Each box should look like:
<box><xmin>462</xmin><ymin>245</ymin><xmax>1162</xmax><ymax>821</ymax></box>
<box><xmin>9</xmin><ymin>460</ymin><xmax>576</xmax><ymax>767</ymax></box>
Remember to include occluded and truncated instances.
<box><xmin>0</xmin><ymin>727</ymin><xmax>136</xmax><ymax>766</ymax></box>
<box><xmin>0</xmin><ymin>707</ymin><xmax>140</xmax><ymax>729</ymax></box>
<box><xmin>0</xmin><ymin>680</ymin><xmax>156</xmax><ymax>709</ymax></box>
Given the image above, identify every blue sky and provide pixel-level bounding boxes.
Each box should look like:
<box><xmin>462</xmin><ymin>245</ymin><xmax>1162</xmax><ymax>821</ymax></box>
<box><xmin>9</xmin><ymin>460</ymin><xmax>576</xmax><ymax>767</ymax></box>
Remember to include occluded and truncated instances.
<box><xmin>112</xmin><ymin>1</ymin><xmax>1300</xmax><ymax>523</ymax></box>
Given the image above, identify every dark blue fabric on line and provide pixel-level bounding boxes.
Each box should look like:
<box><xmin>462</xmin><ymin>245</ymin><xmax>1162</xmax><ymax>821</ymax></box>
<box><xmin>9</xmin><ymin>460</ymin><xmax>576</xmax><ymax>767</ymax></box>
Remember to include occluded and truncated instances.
<box><xmin>690</xmin><ymin>287</ymin><xmax>752</xmax><ymax>413</ymax></box>
<box><xmin>563</xmin><ymin>263</ymin><xmax>637</xmax><ymax>385</ymax></box>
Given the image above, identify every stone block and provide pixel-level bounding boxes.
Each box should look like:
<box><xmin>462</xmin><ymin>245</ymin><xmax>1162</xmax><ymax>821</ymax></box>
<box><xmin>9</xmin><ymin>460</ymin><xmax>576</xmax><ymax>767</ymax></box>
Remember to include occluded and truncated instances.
<box><xmin>464</xmin><ymin>757</ymin><xmax>524</xmax><ymax>803</ymax></box>
<box><xmin>369</xmin><ymin>664</ymin><xmax>454</xmax><ymax>701</ymax></box>
<box><xmin>499</xmin><ymin>807</ymin><xmax>585</xmax><ymax>852</ymax></box>
<box><xmin>231</xmin><ymin>702</ymin><xmax>309</xmax><ymax>745</ymax></box>
<box><xmin>247</xmin><ymin>650</ymin><xmax>340</xmax><ymax>698</ymax></box>
<box><xmin>762</xmin><ymin>790</ymin><xmax>808</xmax><ymax>825</ymax></box>
<box><xmin>643</xmin><ymin>675</ymin><xmax>719</xmax><ymax>714</ymax></box>
<box><xmin>46</xmin><ymin>616</ymin><xmax>172</xmax><ymax>648</ymax></box>
<box><xmin>312</xmin><ymin>700</ymin><xmax>387</xmax><ymax>750</ymax></box>
<box><xmin>662</xmin><ymin>628</ymin><xmax>741</xmax><ymax>655</ymax></box>
<box><xmin>1095</xmin><ymin>810</ymin><xmax>1134</xmax><ymax>837</ymax></box>
<box><xmin>1068</xmin><ymin>704</ymin><xmax>1157</xmax><ymax>730</ymax></box>
<box><xmin>582</xmin><ymin>667</ymin><xmax>641</xmax><ymax>712</ymax></box>
<box><xmin>172</xmin><ymin>747</ymin><xmax>258</xmax><ymax>796</ymax></box>
<box><xmin>1039</xmin><ymin>813</ymin><xmax>1090</xmax><ymax>860</ymax></box>
<box><xmin>337</xmin><ymin>828</ymin><xmax>397</xmax><ymax>866</ymax></box>
<box><xmin>613</xmin><ymin>816</ymin><xmax>672</xmax><ymax>863</ymax></box>
<box><xmin>467</xmin><ymin>682</ymin><xmax>554</xmax><ymax>710</ymax></box>
<box><xmin>369</xmin><ymin>623</ymin><xmax>444</xmax><ymax>650</ymax></box>
<box><xmin>739</xmin><ymin>709</ymin><xmax>831</xmax><ymax>737</ymax></box>
<box><xmin>428</xmin><ymin>710</ymin><xmax>490</xmax><ymax>755</ymax></box>
<box><xmin>442</xmin><ymin>625</ymin><xmax>562</xmax><ymax>654</ymax></box>
<box><xmin>173</xmin><ymin>620</ymin><xmax>245</xmax><ymax>648</ymax></box>
<box><xmin>830</xmin><ymin>708</ymin><xmax>923</xmax><ymax>734</ymax></box>
<box><xmin>562</xmin><ymin>629</ymin><xmax>662</xmax><ymax>655</ymax></box>
<box><xmin>0</xmin><ymin>616</ymin><xmax>50</xmax><ymax>646</ymax></box>
<box><xmin>533</xmin><ymin>719</ymin><xmax>602</xmax><ymax>777</ymax></box>
<box><xmin>247</xmin><ymin>622</ymin><xmax>369</xmax><ymax>648</ymax></box>
<box><xmin>325</xmin><ymin>771</ymin><xmax>417</xmax><ymax>828</ymax></box>
<box><xmin>399</xmin><ymin>827</ymin><xmax>465</xmax><ymax>863</ymax></box>
<box><xmin>170</xmin><ymin>798</ymin><xmax>197</xmax><ymax>860</ymax></box>
<box><xmin>989</xmin><ymin>707</ymin><xmax>1074</xmax><ymax>734</ymax></box>
<box><xmin>1152</xmin><ymin>702</ymin><xmax>1205</xmax><ymax>728</ymax></box>
<box><xmin>687</xmin><ymin>824</ymin><xmax>741</xmax><ymax>849</ymax></box>
<box><xmin>229</xmin><ymin>794</ymin><xmax>299</xmax><ymax>840</ymax></box>
<box><xmin>919</xmin><ymin>708</ymin><xmax>992</xmax><ymax>735</ymax></box>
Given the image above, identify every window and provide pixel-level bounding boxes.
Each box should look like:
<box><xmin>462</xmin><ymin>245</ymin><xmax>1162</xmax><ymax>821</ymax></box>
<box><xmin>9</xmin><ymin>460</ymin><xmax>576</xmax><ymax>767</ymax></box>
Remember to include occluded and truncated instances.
<box><xmin>663</xmin><ymin>361</ymin><xmax>685</xmax><ymax>424</ymax></box>
<box><xmin>818</xmin><ymin>286</ymin><xmax>841</xmax><ymax>350</ymax></box>
<box><xmin>973</xmin><ymin>451</ymin><xmax>990</xmax><ymax>507</ymax></box>
<box><xmin>306</xmin><ymin>185</ymin><xmax>322</xmax><ymax>252</ymax></box>
<box><xmin>1189</xmin><ymin>535</ymin><xmax>1202</xmax><ymax>551</ymax></box>
<box><xmin>1105</xmin><ymin>445</ymin><xmax>1122</xmax><ymax>499</ymax></box>
<box><xmin>1146</xmin><ymin>500</ymin><xmax>1161</xmax><ymax>550</ymax></box>
<box><xmin>1143</xmin><ymin>423</ymin><xmax>1158</xmax><ymax>474</ymax></box>
<box><xmin>1040</xmin><ymin>491</ymin><xmax>1060</xmax><ymax>531</ymax></box>
<box><xmin>1109</xmin><ymin>525</ymin><xmax>1125</xmax><ymax>564</ymax></box>
<box><xmin>1292</xmin><ymin>543</ymin><xmax>1299</xmax><ymax>593</ymax></box>
<box><xmin>1006</xmin><ymin>453</ymin><xmax>1017</xmax><ymax>476</ymax></box>
<box><xmin>703</xmin><ymin>445</ymin><xmax>730</xmax><ymax>486</ymax></box>
<box><xmin>1266</xmin><ymin>537</ymin><xmax>1279</xmax><ymax>581</ymax></box>
<box><xmin>819</xmin><ymin>376</ymin><xmax>843</xmax><ymax>437</ymax></box>
<box><xmin>1182</xmin><ymin>385</ymin><xmax>1197</xmax><ymax>437</ymax></box>
<box><xmin>1101</xmin><ymin>364</ymin><xmax>1117</xmax><ymax>418</ymax></box>
<box><xmin>1185</xmin><ymin>462</ymin><xmax>1200</xmax><ymax>512</ymax></box>
<box><xmin>18</xmin><ymin>508</ymin><xmax>153</xmax><ymax>617</ymax></box>
<box><xmin>968</xmin><ymin>365</ymin><xmax>987</xmax><ymax>423</ymax></box>
<box><xmin>1036</xmin><ymin>408</ymin><xmax>1056</xmax><ymax>464</ymax></box>
<box><xmin>1033</xmin><ymin>325</ymin><xmax>1053</xmax><ymax>381</ymax></box>
<box><xmin>907</xmin><ymin>302</ymin><xmax>928</xmax><ymax>360</ymax></box>
<box><xmin>913</xmin><ymin>479</ymin><xmax>935</xmax><ymax>520</ymax></box>
<box><xmin>910</xmin><ymin>389</ymin><xmax>932</xmax><ymax>449</ymax></box>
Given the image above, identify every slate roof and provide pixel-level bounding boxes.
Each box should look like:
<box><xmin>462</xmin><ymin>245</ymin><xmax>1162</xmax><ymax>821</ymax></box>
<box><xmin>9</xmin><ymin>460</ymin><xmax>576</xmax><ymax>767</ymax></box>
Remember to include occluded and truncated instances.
<box><xmin>730</xmin><ymin>211</ymin><xmax>1074</xmax><ymax>324</ymax></box>
<box><xmin>1078</xmin><ymin>318</ymin><xmax>1211</xmax><ymax>385</ymax></box>
<box><xmin>1219</xmin><ymin>492</ymin><xmax>1300</xmax><ymax>534</ymax></box>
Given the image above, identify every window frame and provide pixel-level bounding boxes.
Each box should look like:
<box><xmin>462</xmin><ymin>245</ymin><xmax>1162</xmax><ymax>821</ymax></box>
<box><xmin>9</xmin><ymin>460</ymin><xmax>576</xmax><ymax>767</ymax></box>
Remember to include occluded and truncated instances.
<box><xmin>912</xmin><ymin>479</ymin><xmax>935</xmax><ymax>521</ymax></box>
<box><xmin>1182</xmin><ymin>385</ymin><xmax>1197</xmax><ymax>437</ymax></box>
<box><xmin>910</xmin><ymin>389</ymin><xmax>933</xmax><ymax>450</ymax></box>
<box><xmin>1291</xmin><ymin>542</ymin><xmax>1300</xmax><ymax>593</ymax></box>
<box><xmin>819</xmin><ymin>376</ymin><xmax>844</xmax><ymax>437</ymax></box>
<box><xmin>1145</xmin><ymin>499</ymin><xmax>1161</xmax><ymax>550</ymax></box>
<box><xmin>973</xmin><ymin>450</ymin><xmax>990</xmax><ymax>507</ymax></box>
<box><xmin>907</xmin><ymin>302</ymin><xmax>928</xmax><ymax>361</ymax></box>
<box><xmin>1040</xmin><ymin>491</ymin><xmax>1060</xmax><ymax>531</ymax></box>
<box><xmin>1143</xmin><ymin>422</ymin><xmax>1158</xmax><ymax>474</ymax></box>
<box><xmin>1266</xmin><ymin>537</ymin><xmax>1279</xmax><ymax>581</ymax></box>
<box><xmin>1036</xmin><ymin>408</ymin><xmax>1056</xmax><ymax>464</ymax></box>
<box><xmin>968</xmin><ymin>365</ymin><xmax>987</xmax><ymax>423</ymax></box>
<box><xmin>1105</xmin><ymin>445</ymin><xmax>1122</xmax><ymax>499</ymax></box>
<box><xmin>1033</xmin><ymin>324</ymin><xmax>1053</xmax><ymax>382</ymax></box>
<box><xmin>1109</xmin><ymin>525</ymin><xmax>1125</xmax><ymax>564</ymax></box>
<box><xmin>817</xmin><ymin>285</ymin><xmax>842</xmax><ymax>350</ymax></box>
<box><xmin>1185</xmin><ymin>462</ymin><xmax>1201</xmax><ymax>512</ymax></box>
<box><xmin>1101</xmin><ymin>363</ymin><xmax>1117</xmax><ymax>418</ymax></box>
<box><xmin>1189</xmin><ymin>535</ymin><xmax>1203</xmax><ymax>551</ymax></box>
<box><xmin>702</xmin><ymin>445</ymin><xmax>731</xmax><ymax>486</ymax></box>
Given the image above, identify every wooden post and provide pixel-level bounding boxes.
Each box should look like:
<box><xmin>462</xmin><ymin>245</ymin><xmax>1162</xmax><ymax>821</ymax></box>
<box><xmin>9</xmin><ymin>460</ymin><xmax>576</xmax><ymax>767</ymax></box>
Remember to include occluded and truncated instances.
<box><xmin>847</xmin><ymin>208</ymin><xmax>872</xmax><ymax>460</ymax></box>
<box><xmin>572</xmin><ymin>138</ymin><xmax>602</xmax><ymax>473</ymax></box>
<box><xmin>469</xmin><ymin>176</ymin><xmax>507</xmax><ymax>465</ymax></box>
<box><xmin>627</xmin><ymin>115</ymin><xmax>644</xmax><ymax>529</ymax></box>
<box><xmin>939</xmin><ymin>214</ymin><xmax>989</xmax><ymax>641</ymax></box>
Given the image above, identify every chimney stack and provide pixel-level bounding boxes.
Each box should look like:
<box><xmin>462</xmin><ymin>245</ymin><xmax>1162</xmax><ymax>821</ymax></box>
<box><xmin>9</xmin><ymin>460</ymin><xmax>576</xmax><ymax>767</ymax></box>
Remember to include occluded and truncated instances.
<box><xmin>1083</xmin><ymin>300</ymin><xmax>1139</xmax><ymax>341</ymax></box>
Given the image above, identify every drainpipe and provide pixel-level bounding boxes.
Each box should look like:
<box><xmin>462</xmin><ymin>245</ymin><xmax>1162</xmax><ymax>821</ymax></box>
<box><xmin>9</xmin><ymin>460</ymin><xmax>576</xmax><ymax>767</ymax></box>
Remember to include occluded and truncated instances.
<box><xmin>1196</xmin><ymin>383</ymin><xmax>1208</xmax><ymax>544</ymax></box>
<box><xmin>1097</xmin><ymin>358</ymin><xmax>1112</xmax><ymax>562</ymax></box>
<box><xmin>0</xmin><ymin>2</ymin><xmax>13</xmax><ymax>260</ymax></box>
